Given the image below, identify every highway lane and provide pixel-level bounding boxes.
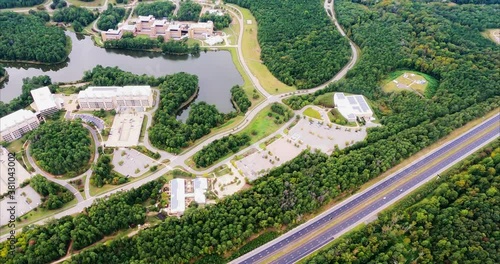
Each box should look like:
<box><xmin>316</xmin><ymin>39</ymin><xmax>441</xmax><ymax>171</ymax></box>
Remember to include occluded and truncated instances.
<box><xmin>232</xmin><ymin>113</ymin><xmax>500</xmax><ymax>264</ymax></box>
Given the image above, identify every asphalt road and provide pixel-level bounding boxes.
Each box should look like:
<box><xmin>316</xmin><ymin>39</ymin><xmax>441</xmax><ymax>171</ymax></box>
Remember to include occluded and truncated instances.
<box><xmin>231</xmin><ymin>113</ymin><xmax>500</xmax><ymax>264</ymax></box>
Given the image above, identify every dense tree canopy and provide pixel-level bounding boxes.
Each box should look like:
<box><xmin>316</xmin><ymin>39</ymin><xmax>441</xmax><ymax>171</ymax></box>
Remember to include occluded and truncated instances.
<box><xmin>30</xmin><ymin>121</ymin><xmax>92</xmax><ymax>176</ymax></box>
<box><xmin>97</xmin><ymin>4</ymin><xmax>125</xmax><ymax>31</ymax></box>
<box><xmin>0</xmin><ymin>12</ymin><xmax>69</xmax><ymax>63</ymax></box>
<box><xmin>306</xmin><ymin>146</ymin><xmax>500</xmax><ymax>264</ymax></box>
<box><xmin>0</xmin><ymin>179</ymin><xmax>165</xmax><ymax>263</ymax></box>
<box><xmin>50</xmin><ymin>0</ymin><xmax>67</xmax><ymax>10</ymax></box>
<box><xmin>225</xmin><ymin>0</ymin><xmax>351</xmax><ymax>89</ymax></box>
<box><xmin>134</xmin><ymin>1</ymin><xmax>175</xmax><ymax>19</ymax></box>
<box><xmin>161</xmin><ymin>39</ymin><xmax>200</xmax><ymax>55</ymax></box>
<box><xmin>0</xmin><ymin>65</ymin><xmax>5</xmax><ymax>78</ymax></box>
<box><xmin>176</xmin><ymin>0</ymin><xmax>202</xmax><ymax>21</ymax></box>
<box><xmin>230</xmin><ymin>85</ymin><xmax>251</xmax><ymax>113</ymax></box>
<box><xmin>193</xmin><ymin>134</ymin><xmax>250</xmax><ymax>168</ymax></box>
<box><xmin>82</xmin><ymin>65</ymin><xmax>168</xmax><ymax>87</ymax></box>
<box><xmin>199</xmin><ymin>12</ymin><xmax>232</xmax><ymax>30</ymax></box>
<box><xmin>30</xmin><ymin>175</ymin><xmax>74</xmax><ymax>209</ymax></box>
<box><xmin>0</xmin><ymin>0</ymin><xmax>43</xmax><ymax>9</ymax></box>
<box><xmin>52</xmin><ymin>6</ymin><xmax>98</xmax><ymax>28</ymax></box>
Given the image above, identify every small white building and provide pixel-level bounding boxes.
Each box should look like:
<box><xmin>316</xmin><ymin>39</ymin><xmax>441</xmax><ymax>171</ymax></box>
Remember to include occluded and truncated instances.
<box><xmin>30</xmin><ymin>86</ymin><xmax>62</xmax><ymax>116</ymax></box>
<box><xmin>333</xmin><ymin>93</ymin><xmax>374</xmax><ymax>122</ymax></box>
<box><xmin>0</xmin><ymin>110</ymin><xmax>40</xmax><ymax>142</ymax></box>
<box><xmin>170</xmin><ymin>178</ymin><xmax>186</xmax><ymax>215</ymax></box>
<box><xmin>77</xmin><ymin>86</ymin><xmax>153</xmax><ymax>111</ymax></box>
<box><xmin>193</xmin><ymin>177</ymin><xmax>208</xmax><ymax>204</ymax></box>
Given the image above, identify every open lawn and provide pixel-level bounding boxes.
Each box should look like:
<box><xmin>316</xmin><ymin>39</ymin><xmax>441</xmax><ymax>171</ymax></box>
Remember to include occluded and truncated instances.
<box><xmin>227</xmin><ymin>4</ymin><xmax>295</xmax><ymax>95</ymax></box>
<box><xmin>382</xmin><ymin>70</ymin><xmax>437</xmax><ymax>97</ymax></box>
<box><xmin>237</xmin><ymin>105</ymin><xmax>287</xmax><ymax>145</ymax></box>
<box><xmin>304</xmin><ymin>107</ymin><xmax>322</xmax><ymax>120</ymax></box>
<box><xmin>482</xmin><ymin>29</ymin><xmax>500</xmax><ymax>45</ymax></box>
<box><xmin>6</xmin><ymin>138</ymin><xmax>25</xmax><ymax>154</ymax></box>
<box><xmin>221</xmin><ymin>15</ymin><xmax>240</xmax><ymax>46</ymax></box>
<box><xmin>328</xmin><ymin>108</ymin><xmax>356</xmax><ymax>126</ymax></box>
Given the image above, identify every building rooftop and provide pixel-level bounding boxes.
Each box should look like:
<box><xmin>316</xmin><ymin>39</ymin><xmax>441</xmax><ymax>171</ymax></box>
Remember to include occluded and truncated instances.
<box><xmin>0</xmin><ymin>109</ymin><xmax>37</xmax><ymax>132</ymax></box>
<box><xmin>138</xmin><ymin>15</ymin><xmax>154</xmax><ymax>22</ymax></box>
<box><xmin>31</xmin><ymin>87</ymin><xmax>58</xmax><ymax>112</ymax></box>
<box><xmin>78</xmin><ymin>86</ymin><xmax>152</xmax><ymax>99</ymax></box>
<box><xmin>334</xmin><ymin>93</ymin><xmax>373</xmax><ymax>120</ymax></box>
<box><xmin>170</xmin><ymin>178</ymin><xmax>186</xmax><ymax>214</ymax></box>
<box><xmin>105</xmin><ymin>28</ymin><xmax>121</xmax><ymax>35</ymax></box>
<box><xmin>122</xmin><ymin>24</ymin><xmax>137</xmax><ymax>31</ymax></box>
<box><xmin>190</xmin><ymin>21</ymin><xmax>213</xmax><ymax>29</ymax></box>
<box><xmin>193</xmin><ymin>178</ymin><xmax>208</xmax><ymax>204</ymax></box>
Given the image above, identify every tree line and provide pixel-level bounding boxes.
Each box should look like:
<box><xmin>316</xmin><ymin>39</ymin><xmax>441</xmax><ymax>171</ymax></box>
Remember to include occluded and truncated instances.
<box><xmin>193</xmin><ymin>134</ymin><xmax>250</xmax><ymax>168</ymax></box>
<box><xmin>97</xmin><ymin>4</ymin><xmax>126</xmax><ymax>31</ymax></box>
<box><xmin>104</xmin><ymin>35</ymin><xmax>200</xmax><ymax>55</ymax></box>
<box><xmin>134</xmin><ymin>1</ymin><xmax>176</xmax><ymax>19</ymax></box>
<box><xmin>0</xmin><ymin>12</ymin><xmax>70</xmax><ymax>64</ymax></box>
<box><xmin>306</xmin><ymin>145</ymin><xmax>500</xmax><ymax>264</ymax></box>
<box><xmin>230</xmin><ymin>85</ymin><xmax>251</xmax><ymax>113</ymax></box>
<box><xmin>50</xmin><ymin>0</ymin><xmax>67</xmax><ymax>10</ymax></box>
<box><xmin>199</xmin><ymin>12</ymin><xmax>232</xmax><ymax>30</ymax></box>
<box><xmin>0</xmin><ymin>0</ymin><xmax>43</xmax><ymax>9</ymax></box>
<box><xmin>176</xmin><ymin>0</ymin><xmax>202</xmax><ymax>21</ymax></box>
<box><xmin>53</xmin><ymin>6</ymin><xmax>98</xmax><ymax>32</ymax></box>
<box><xmin>225</xmin><ymin>0</ymin><xmax>352</xmax><ymax>89</ymax></box>
<box><xmin>30</xmin><ymin>174</ymin><xmax>75</xmax><ymax>210</ymax></box>
<box><xmin>30</xmin><ymin>121</ymin><xmax>92</xmax><ymax>176</ymax></box>
<box><xmin>0</xmin><ymin>179</ymin><xmax>166</xmax><ymax>263</ymax></box>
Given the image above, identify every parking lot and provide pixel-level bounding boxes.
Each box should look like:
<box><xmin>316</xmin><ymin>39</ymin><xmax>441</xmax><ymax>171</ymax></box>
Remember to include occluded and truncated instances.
<box><xmin>0</xmin><ymin>148</ymin><xmax>32</xmax><ymax>195</ymax></box>
<box><xmin>0</xmin><ymin>185</ymin><xmax>41</xmax><ymax>226</ymax></box>
<box><xmin>106</xmin><ymin>113</ymin><xmax>144</xmax><ymax>147</ymax></box>
<box><xmin>288</xmin><ymin>118</ymin><xmax>367</xmax><ymax>153</ymax></box>
<box><xmin>112</xmin><ymin>148</ymin><xmax>154</xmax><ymax>177</ymax></box>
<box><xmin>74</xmin><ymin>114</ymin><xmax>105</xmax><ymax>131</ymax></box>
<box><xmin>235</xmin><ymin>118</ymin><xmax>368</xmax><ymax>181</ymax></box>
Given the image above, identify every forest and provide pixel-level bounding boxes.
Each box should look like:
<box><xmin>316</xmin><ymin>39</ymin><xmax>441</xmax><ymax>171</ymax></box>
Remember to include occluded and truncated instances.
<box><xmin>0</xmin><ymin>0</ymin><xmax>43</xmax><ymax>9</ymax></box>
<box><xmin>0</xmin><ymin>12</ymin><xmax>69</xmax><ymax>64</ymax></box>
<box><xmin>176</xmin><ymin>0</ymin><xmax>202</xmax><ymax>21</ymax></box>
<box><xmin>82</xmin><ymin>65</ymin><xmax>168</xmax><ymax>87</ymax></box>
<box><xmin>199</xmin><ymin>12</ymin><xmax>232</xmax><ymax>30</ymax></box>
<box><xmin>134</xmin><ymin>1</ymin><xmax>175</xmax><ymax>19</ymax></box>
<box><xmin>306</xmin><ymin>145</ymin><xmax>500</xmax><ymax>264</ymax></box>
<box><xmin>52</xmin><ymin>6</ymin><xmax>97</xmax><ymax>32</ymax></box>
<box><xmin>30</xmin><ymin>175</ymin><xmax>74</xmax><ymax>210</ymax></box>
<box><xmin>30</xmin><ymin>121</ymin><xmax>92</xmax><ymax>176</ymax></box>
<box><xmin>97</xmin><ymin>4</ymin><xmax>126</xmax><ymax>31</ymax></box>
<box><xmin>161</xmin><ymin>39</ymin><xmax>200</xmax><ymax>55</ymax></box>
<box><xmin>193</xmin><ymin>134</ymin><xmax>250</xmax><ymax>168</ymax></box>
<box><xmin>90</xmin><ymin>154</ymin><xmax>128</xmax><ymax>187</ymax></box>
<box><xmin>225</xmin><ymin>0</ymin><xmax>351</xmax><ymax>89</ymax></box>
<box><xmin>230</xmin><ymin>85</ymin><xmax>251</xmax><ymax>113</ymax></box>
<box><xmin>0</xmin><ymin>179</ymin><xmax>166</xmax><ymax>263</ymax></box>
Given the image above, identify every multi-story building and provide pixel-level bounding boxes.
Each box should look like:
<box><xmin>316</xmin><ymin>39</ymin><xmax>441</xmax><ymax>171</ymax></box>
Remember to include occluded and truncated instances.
<box><xmin>102</xmin><ymin>16</ymin><xmax>214</xmax><ymax>41</ymax></box>
<box><xmin>77</xmin><ymin>86</ymin><xmax>153</xmax><ymax>111</ymax></box>
<box><xmin>31</xmin><ymin>86</ymin><xmax>63</xmax><ymax>117</ymax></box>
<box><xmin>0</xmin><ymin>109</ymin><xmax>40</xmax><ymax>142</ymax></box>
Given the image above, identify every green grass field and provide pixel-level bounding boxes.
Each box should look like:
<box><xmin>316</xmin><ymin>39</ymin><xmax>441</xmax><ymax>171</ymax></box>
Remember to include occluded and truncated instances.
<box><xmin>227</xmin><ymin>4</ymin><xmax>295</xmax><ymax>95</ymax></box>
<box><xmin>481</xmin><ymin>29</ymin><xmax>500</xmax><ymax>45</ymax></box>
<box><xmin>221</xmin><ymin>14</ymin><xmax>240</xmax><ymax>46</ymax></box>
<box><xmin>67</xmin><ymin>0</ymin><xmax>105</xmax><ymax>7</ymax></box>
<box><xmin>304</xmin><ymin>107</ymin><xmax>322</xmax><ymax>120</ymax></box>
<box><xmin>237</xmin><ymin>105</ymin><xmax>287</xmax><ymax>144</ymax></box>
<box><xmin>314</xmin><ymin>92</ymin><xmax>335</xmax><ymax>108</ymax></box>
<box><xmin>381</xmin><ymin>70</ymin><xmax>438</xmax><ymax>97</ymax></box>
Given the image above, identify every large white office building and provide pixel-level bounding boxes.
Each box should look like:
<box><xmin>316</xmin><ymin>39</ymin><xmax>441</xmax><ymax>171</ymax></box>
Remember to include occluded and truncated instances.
<box><xmin>31</xmin><ymin>86</ymin><xmax>63</xmax><ymax>116</ymax></box>
<box><xmin>77</xmin><ymin>86</ymin><xmax>153</xmax><ymax>111</ymax></box>
<box><xmin>333</xmin><ymin>93</ymin><xmax>374</xmax><ymax>122</ymax></box>
<box><xmin>0</xmin><ymin>110</ymin><xmax>40</xmax><ymax>142</ymax></box>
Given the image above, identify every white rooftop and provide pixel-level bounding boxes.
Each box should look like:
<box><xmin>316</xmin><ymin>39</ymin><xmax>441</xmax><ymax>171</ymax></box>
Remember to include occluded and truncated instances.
<box><xmin>122</xmin><ymin>24</ymin><xmax>136</xmax><ymax>31</ymax></box>
<box><xmin>31</xmin><ymin>87</ymin><xmax>58</xmax><ymax>112</ymax></box>
<box><xmin>334</xmin><ymin>93</ymin><xmax>373</xmax><ymax>121</ymax></box>
<box><xmin>138</xmin><ymin>15</ymin><xmax>154</xmax><ymax>22</ymax></box>
<box><xmin>194</xmin><ymin>178</ymin><xmax>208</xmax><ymax>204</ymax></box>
<box><xmin>0</xmin><ymin>109</ymin><xmax>37</xmax><ymax>132</ymax></box>
<box><xmin>170</xmin><ymin>178</ymin><xmax>185</xmax><ymax>214</ymax></box>
<box><xmin>190</xmin><ymin>21</ymin><xmax>213</xmax><ymax>29</ymax></box>
<box><xmin>153</xmin><ymin>19</ymin><xmax>168</xmax><ymax>26</ymax></box>
<box><xmin>78</xmin><ymin>86</ymin><xmax>152</xmax><ymax>99</ymax></box>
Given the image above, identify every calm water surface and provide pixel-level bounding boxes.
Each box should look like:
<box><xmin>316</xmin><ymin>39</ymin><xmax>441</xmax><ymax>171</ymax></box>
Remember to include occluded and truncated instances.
<box><xmin>0</xmin><ymin>32</ymin><xmax>243</xmax><ymax>120</ymax></box>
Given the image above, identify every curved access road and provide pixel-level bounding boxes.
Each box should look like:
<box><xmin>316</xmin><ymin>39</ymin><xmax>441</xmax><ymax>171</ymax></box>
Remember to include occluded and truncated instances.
<box><xmin>231</xmin><ymin>113</ymin><xmax>500</xmax><ymax>264</ymax></box>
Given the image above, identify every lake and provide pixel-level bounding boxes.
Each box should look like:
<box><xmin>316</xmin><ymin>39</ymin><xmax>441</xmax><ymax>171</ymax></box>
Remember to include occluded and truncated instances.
<box><xmin>0</xmin><ymin>32</ymin><xmax>243</xmax><ymax>120</ymax></box>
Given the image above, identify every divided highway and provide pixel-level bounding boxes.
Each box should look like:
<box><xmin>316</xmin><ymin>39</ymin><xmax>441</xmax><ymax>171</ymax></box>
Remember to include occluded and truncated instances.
<box><xmin>231</xmin><ymin>113</ymin><xmax>500</xmax><ymax>264</ymax></box>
